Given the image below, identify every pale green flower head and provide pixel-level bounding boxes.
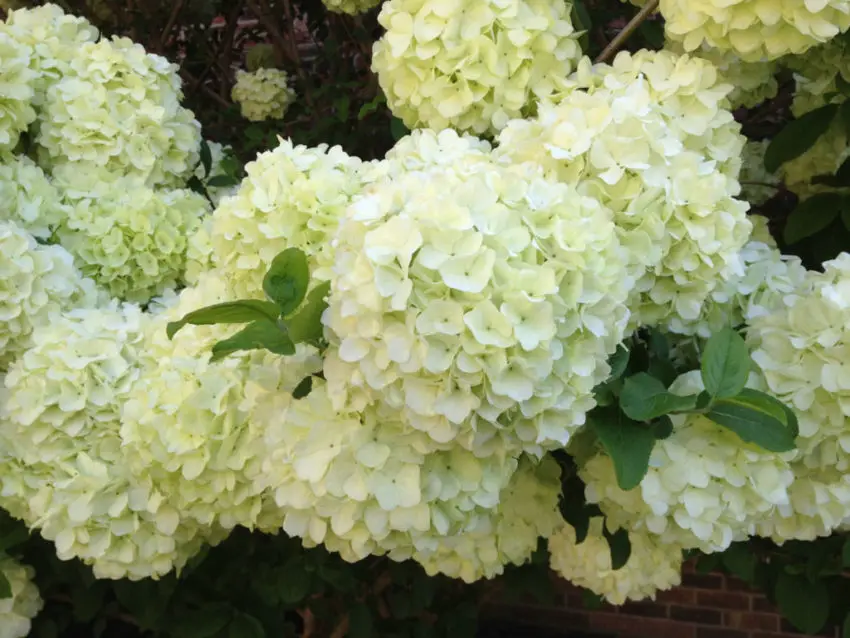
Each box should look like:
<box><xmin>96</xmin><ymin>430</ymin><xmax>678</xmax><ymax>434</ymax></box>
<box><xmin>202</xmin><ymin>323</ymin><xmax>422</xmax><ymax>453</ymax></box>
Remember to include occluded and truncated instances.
<box><xmin>0</xmin><ymin>304</ymin><xmax>220</xmax><ymax>580</ymax></box>
<box><xmin>372</xmin><ymin>0</ymin><xmax>583</xmax><ymax>135</ymax></box>
<box><xmin>57</xmin><ymin>177</ymin><xmax>210</xmax><ymax>303</ymax></box>
<box><xmin>0</xmin><ymin>32</ymin><xmax>36</xmax><ymax>152</ymax></box>
<box><xmin>210</xmin><ymin>138</ymin><xmax>363</xmax><ymax>298</ymax></box>
<box><xmin>322</xmin><ymin>0</ymin><xmax>383</xmax><ymax>14</ymax></box>
<box><xmin>549</xmin><ymin>519</ymin><xmax>684</xmax><ymax>604</ymax></box>
<box><xmin>35</xmin><ymin>35</ymin><xmax>202</xmax><ymax>186</ymax></box>
<box><xmin>0</xmin><ymin>153</ymin><xmax>68</xmax><ymax>239</ymax></box>
<box><xmin>787</xmin><ymin>34</ymin><xmax>850</xmax><ymax>117</ymax></box>
<box><xmin>232</xmin><ymin>68</ymin><xmax>296</xmax><ymax>122</ymax></box>
<box><xmin>0</xmin><ymin>220</ymin><xmax>98</xmax><ymax>368</ymax></box>
<box><xmin>325</xmin><ymin>143</ymin><xmax>630</xmax><ymax>455</ymax></box>
<box><xmin>0</xmin><ymin>556</ymin><xmax>42</xmax><ymax>638</ymax></box>
<box><xmin>496</xmin><ymin>50</ymin><xmax>753</xmax><ymax>334</ymax></box>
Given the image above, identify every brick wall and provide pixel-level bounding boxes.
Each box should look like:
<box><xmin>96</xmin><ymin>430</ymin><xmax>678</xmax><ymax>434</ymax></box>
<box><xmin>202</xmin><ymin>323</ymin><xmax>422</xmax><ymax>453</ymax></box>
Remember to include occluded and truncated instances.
<box><xmin>483</xmin><ymin>562</ymin><xmax>840</xmax><ymax>638</ymax></box>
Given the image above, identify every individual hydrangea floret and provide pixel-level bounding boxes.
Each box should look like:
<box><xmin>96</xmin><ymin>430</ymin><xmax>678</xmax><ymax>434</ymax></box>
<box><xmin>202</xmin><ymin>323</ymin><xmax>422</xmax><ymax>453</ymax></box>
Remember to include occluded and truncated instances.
<box><xmin>35</xmin><ymin>35</ymin><xmax>201</xmax><ymax>186</ymax></box>
<box><xmin>325</xmin><ymin>144</ymin><xmax>630</xmax><ymax>454</ymax></box>
<box><xmin>0</xmin><ymin>304</ymin><xmax>220</xmax><ymax>580</ymax></box>
<box><xmin>321</xmin><ymin>0</ymin><xmax>383</xmax><ymax>14</ymax></box>
<box><xmin>371</xmin><ymin>0</ymin><xmax>583</xmax><ymax>135</ymax></box>
<box><xmin>0</xmin><ymin>556</ymin><xmax>42</xmax><ymax>638</ymax></box>
<box><xmin>496</xmin><ymin>50</ymin><xmax>752</xmax><ymax>334</ymax></box>
<box><xmin>57</xmin><ymin>178</ymin><xmax>209</xmax><ymax>303</ymax></box>
<box><xmin>0</xmin><ymin>220</ymin><xmax>98</xmax><ymax>368</ymax></box>
<box><xmin>0</xmin><ymin>154</ymin><xmax>67</xmax><ymax>239</ymax></box>
<box><xmin>549</xmin><ymin>519</ymin><xmax>684</xmax><ymax>604</ymax></box>
<box><xmin>0</xmin><ymin>32</ymin><xmax>36</xmax><ymax>152</ymax></box>
<box><xmin>209</xmin><ymin>138</ymin><xmax>363</xmax><ymax>298</ymax></box>
<box><xmin>231</xmin><ymin>68</ymin><xmax>296</xmax><ymax>122</ymax></box>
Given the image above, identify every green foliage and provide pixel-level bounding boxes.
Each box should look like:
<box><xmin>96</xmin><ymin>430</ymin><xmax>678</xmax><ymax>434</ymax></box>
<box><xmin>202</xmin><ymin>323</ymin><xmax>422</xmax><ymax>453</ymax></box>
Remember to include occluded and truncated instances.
<box><xmin>784</xmin><ymin>193</ymin><xmax>846</xmax><ymax>244</ymax></box>
<box><xmin>589</xmin><ymin>407</ymin><xmax>656</xmax><ymax>491</ymax></box>
<box><xmin>705</xmin><ymin>389</ymin><xmax>798</xmax><ymax>452</ymax></box>
<box><xmin>701</xmin><ymin>327</ymin><xmax>750</xmax><ymax>399</ymax></box>
<box><xmin>764</xmin><ymin>104</ymin><xmax>839</xmax><ymax>173</ymax></box>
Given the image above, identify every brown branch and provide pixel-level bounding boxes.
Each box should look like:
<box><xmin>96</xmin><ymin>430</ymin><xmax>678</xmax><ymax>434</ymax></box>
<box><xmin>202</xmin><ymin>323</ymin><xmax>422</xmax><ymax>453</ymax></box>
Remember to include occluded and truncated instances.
<box><xmin>329</xmin><ymin>614</ymin><xmax>349</xmax><ymax>638</ymax></box>
<box><xmin>157</xmin><ymin>0</ymin><xmax>186</xmax><ymax>53</ymax></box>
<box><xmin>594</xmin><ymin>0</ymin><xmax>660</xmax><ymax>63</ymax></box>
<box><xmin>299</xmin><ymin>608</ymin><xmax>317</xmax><ymax>638</ymax></box>
<box><xmin>181</xmin><ymin>70</ymin><xmax>233</xmax><ymax>109</ymax></box>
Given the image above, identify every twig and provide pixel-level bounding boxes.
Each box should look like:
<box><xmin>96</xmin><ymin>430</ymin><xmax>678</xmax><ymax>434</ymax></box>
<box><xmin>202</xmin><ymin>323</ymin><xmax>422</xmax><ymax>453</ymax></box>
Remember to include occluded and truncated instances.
<box><xmin>594</xmin><ymin>0</ymin><xmax>660</xmax><ymax>63</ymax></box>
<box><xmin>299</xmin><ymin>608</ymin><xmax>317</xmax><ymax>638</ymax></box>
<box><xmin>157</xmin><ymin>0</ymin><xmax>186</xmax><ymax>53</ymax></box>
<box><xmin>181</xmin><ymin>70</ymin><xmax>233</xmax><ymax>109</ymax></box>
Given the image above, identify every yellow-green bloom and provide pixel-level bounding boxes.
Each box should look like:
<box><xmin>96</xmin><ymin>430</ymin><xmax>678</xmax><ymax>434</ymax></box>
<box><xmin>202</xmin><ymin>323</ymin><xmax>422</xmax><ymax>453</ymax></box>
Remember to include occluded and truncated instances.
<box><xmin>232</xmin><ymin>68</ymin><xmax>296</xmax><ymax>122</ymax></box>
<box><xmin>0</xmin><ymin>556</ymin><xmax>42</xmax><ymax>638</ymax></box>
<box><xmin>322</xmin><ymin>0</ymin><xmax>383</xmax><ymax>14</ymax></box>
<box><xmin>0</xmin><ymin>32</ymin><xmax>36</xmax><ymax>152</ymax></box>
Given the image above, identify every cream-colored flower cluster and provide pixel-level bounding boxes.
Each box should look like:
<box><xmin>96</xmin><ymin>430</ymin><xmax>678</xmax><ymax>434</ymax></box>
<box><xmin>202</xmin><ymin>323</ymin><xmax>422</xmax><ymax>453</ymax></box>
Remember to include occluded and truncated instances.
<box><xmin>0</xmin><ymin>32</ymin><xmax>36</xmax><ymax>152</ymax></box>
<box><xmin>0</xmin><ymin>154</ymin><xmax>66</xmax><ymax>239</ymax></box>
<box><xmin>0</xmin><ymin>556</ymin><xmax>42</xmax><ymax>638</ymax></box>
<box><xmin>232</xmin><ymin>68</ymin><xmax>296</xmax><ymax>122</ymax></box>
<box><xmin>496</xmin><ymin>50</ymin><xmax>752</xmax><ymax>334</ymax></box>
<box><xmin>322</xmin><ymin>0</ymin><xmax>383</xmax><ymax>14</ymax></box>
<box><xmin>372</xmin><ymin>0</ymin><xmax>582</xmax><ymax>135</ymax></box>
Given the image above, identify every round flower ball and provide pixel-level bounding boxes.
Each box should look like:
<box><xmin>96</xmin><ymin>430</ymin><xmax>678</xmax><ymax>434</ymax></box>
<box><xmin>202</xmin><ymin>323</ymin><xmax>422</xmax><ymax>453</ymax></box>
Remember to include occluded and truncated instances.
<box><xmin>657</xmin><ymin>0</ymin><xmax>850</xmax><ymax>61</ymax></box>
<box><xmin>322</xmin><ymin>0</ymin><xmax>383</xmax><ymax>14</ymax></box>
<box><xmin>549</xmin><ymin>519</ymin><xmax>684</xmax><ymax>604</ymax></box>
<box><xmin>0</xmin><ymin>154</ymin><xmax>67</xmax><ymax>239</ymax></box>
<box><xmin>0</xmin><ymin>304</ymin><xmax>220</xmax><ymax>580</ymax></box>
<box><xmin>121</xmin><ymin>272</ymin><xmax>323</xmax><ymax>530</ymax></box>
<box><xmin>232</xmin><ymin>68</ymin><xmax>296</xmax><ymax>122</ymax></box>
<box><xmin>57</xmin><ymin>177</ymin><xmax>209</xmax><ymax>303</ymax></box>
<box><xmin>209</xmin><ymin>139</ymin><xmax>363</xmax><ymax>298</ymax></box>
<box><xmin>35</xmin><ymin>35</ymin><xmax>201</xmax><ymax>186</ymax></box>
<box><xmin>371</xmin><ymin>0</ymin><xmax>582</xmax><ymax>135</ymax></box>
<box><xmin>0</xmin><ymin>32</ymin><xmax>36</xmax><ymax>152</ymax></box>
<box><xmin>324</xmin><ymin>150</ymin><xmax>630</xmax><ymax>455</ymax></box>
<box><xmin>496</xmin><ymin>50</ymin><xmax>752</xmax><ymax>334</ymax></box>
<box><xmin>0</xmin><ymin>556</ymin><xmax>42</xmax><ymax>638</ymax></box>
<box><xmin>0</xmin><ymin>220</ymin><xmax>98</xmax><ymax>368</ymax></box>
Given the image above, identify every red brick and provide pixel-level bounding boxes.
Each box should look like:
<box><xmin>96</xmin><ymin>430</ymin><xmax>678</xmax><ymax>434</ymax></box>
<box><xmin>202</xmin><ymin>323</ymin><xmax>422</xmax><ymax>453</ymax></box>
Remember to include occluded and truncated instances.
<box><xmin>697</xmin><ymin>629</ymin><xmax>750</xmax><ymax>638</ymax></box>
<box><xmin>670</xmin><ymin>606</ymin><xmax>722</xmax><ymax>625</ymax></box>
<box><xmin>696</xmin><ymin>591</ymin><xmax>750</xmax><ymax>610</ymax></box>
<box><xmin>724</xmin><ymin>611</ymin><xmax>779</xmax><ymax>632</ymax></box>
<box><xmin>657</xmin><ymin>588</ymin><xmax>697</xmax><ymax>605</ymax></box>
<box><xmin>620</xmin><ymin>601</ymin><xmax>669</xmax><ymax>618</ymax></box>
<box><xmin>682</xmin><ymin>573</ymin><xmax>725</xmax><ymax>589</ymax></box>
<box><xmin>725</xmin><ymin>577</ymin><xmax>758</xmax><ymax>593</ymax></box>
<box><xmin>589</xmin><ymin>613</ymin><xmax>696</xmax><ymax>638</ymax></box>
<box><xmin>751</xmin><ymin>595</ymin><xmax>776</xmax><ymax>613</ymax></box>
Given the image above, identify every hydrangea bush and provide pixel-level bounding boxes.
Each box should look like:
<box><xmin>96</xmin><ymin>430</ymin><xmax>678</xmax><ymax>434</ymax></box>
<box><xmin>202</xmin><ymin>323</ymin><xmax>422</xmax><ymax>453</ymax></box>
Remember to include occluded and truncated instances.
<box><xmin>2</xmin><ymin>1</ymin><xmax>850</xmax><ymax>637</ymax></box>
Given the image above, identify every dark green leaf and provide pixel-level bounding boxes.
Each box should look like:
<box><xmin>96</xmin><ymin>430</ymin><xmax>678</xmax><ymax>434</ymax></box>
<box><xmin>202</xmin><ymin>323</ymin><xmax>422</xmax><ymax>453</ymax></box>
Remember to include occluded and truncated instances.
<box><xmin>228</xmin><ymin>613</ymin><xmax>265</xmax><ymax>638</ymax></box>
<box><xmin>169</xmin><ymin>605</ymin><xmax>233</xmax><ymax>638</ymax></box>
<box><xmin>651</xmin><ymin>416</ymin><xmax>673</xmax><ymax>440</ymax></box>
<box><xmin>200</xmin><ymin>140</ymin><xmax>212</xmax><ymax>179</ymax></box>
<box><xmin>0</xmin><ymin>571</ymin><xmax>11</xmax><ymax>599</ymax></box>
<box><xmin>637</xmin><ymin>20</ymin><xmax>664</xmax><ymax>48</ymax></box>
<box><xmin>279</xmin><ymin>562</ymin><xmax>311</xmax><ymax>605</ymax></box>
<box><xmin>358</xmin><ymin>94</ymin><xmax>385</xmax><ymax>120</ymax></box>
<box><xmin>0</xmin><ymin>526</ymin><xmax>28</xmax><ymax>552</ymax></box>
<box><xmin>843</xmin><ymin>205</ymin><xmax>850</xmax><ymax>231</ymax></box>
<box><xmin>348</xmin><ymin>603</ymin><xmax>374</xmax><ymax>638</ymax></box>
<box><xmin>167</xmin><ymin>300</ymin><xmax>281</xmax><ymax>339</ymax></box>
<box><xmin>721</xmin><ymin>544</ymin><xmax>756</xmax><ymax>583</ymax></box>
<box><xmin>607</xmin><ymin>345</ymin><xmax>630</xmax><ymax>381</ymax></box>
<box><xmin>842</xmin><ymin>537</ymin><xmax>850</xmax><ymax>567</ymax></box>
<box><xmin>187</xmin><ymin>175</ymin><xmax>206</xmax><ymax>196</ymax></box>
<box><xmin>292</xmin><ymin>376</ymin><xmax>313</xmax><ymax>399</ymax></box>
<box><xmin>840</xmin><ymin>100</ymin><xmax>850</xmax><ymax>137</ymax></box>
<box><xmin>775</xmin><ymin>572</ymin><xmax>829</xmax><ymax>634</ymax></box>
<box><xmin>210</xmin><ymin>320</ymin><xmax>295</xmax><ymax>361</ymax></box>
<box><xmin>844</xmin><ymin>613</ymin><xmax>850</xmax><ymax>638</ymax></box>
<box><xmin>286</xmin><ymin>281</ymin><xmax>331</xmax><ymax>344</ymax></box>
<box><xmin>647</xmin><ymin>328</ymin><xmax>670</xmax><ymax>359</ymax></box>
<box><xmin>334</xmin><ymin>95</ymin><xmax>350</xmax><ymax>121</ymax></box>
<box><xmin>707</xmin><ymin>389</ymin><xmax>797</xmax><ymax>452</ymax></box>
<box><xmin>206</xmin><ymin>174</ymin><xmax>240</xmax><ymax>189</ymax></box>
<box><xmin>701</xmin><ymin>327</ymin><xmax>750</xmax><ymax>399</ymax></box>
<box><xmin>263</xmin><ymin>248</ymin><xmax>310</xmax><ymax>315</ymax></box>
<box><xmin>72</xmin><ymin>582</ymin><xmax>105</xmax><ymax>622</ymax></box>
<box><xmin>765</xmin><ymin>104</ymin><xmax>838</xmax><ymax>173</ymax></box>
<box><xmin>390</xmin><ymin>117</ymin><xmax>408</xmax><ymax>141</ymax></box>
<box><xmin>647</xmin><ymin>358</ymin><xmax>677</xmax><ymax>387</ymax></box>
<box><xmin>581</xmin><ymin>590</ymin><xmax>604</xmax><ymax>609</ymax></box>
<box><xmin>589</xmin><ymin>407</ymin><xmax>656</xmax><ymax>490</ymax></box>
<box><xmin>603</xmin><ymin>526</ymin><xmax>631</xmax><ymax>570</ymax></box>
<box><xmin>784</xmin><ymin>193</ymin><xmax>843</xmax><ymax>244</ymax></box>
<box><xmin>620</xmin><ymin>373</ymin><xmax>698</xmax><ymax>421</ymax></box>
<box><xmin>696</xmin><ymin>553</ymin><xmax>721</xmax><ymax>574</ymax></box>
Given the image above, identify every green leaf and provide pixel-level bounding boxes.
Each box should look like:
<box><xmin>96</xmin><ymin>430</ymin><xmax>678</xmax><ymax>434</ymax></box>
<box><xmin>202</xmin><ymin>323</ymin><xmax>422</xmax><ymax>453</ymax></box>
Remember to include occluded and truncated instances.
<box><xmin>279</xmin><ymin>560</ymin><xmax>311</xmax><ymax>605</ymax></box>
<box><xmin>292</xmin><ymin>376</ymin><xmax>313</xmax><ymax>399</ymax></box>
<box><xmin>701</xmin><ymin>327</ymin><xmax>750</xmax><ymax>399</ymax></box>
<box><xmin>706</xmin><ymin>389</ymin><xmax>797</xmax><ymax>452</ymax></box>
<box><xmin>783</xmin><ymin>193</ymin><xmax>843</xmax><ymax>244</ymax></box>
<box><xmin>72</xmin><ymin>582</ymin><xmax>105</xmax><ymax>622</ymax></box>
<box><xmin>602</xmin><ymin>526</ymin><xmax>631</xmax><ymax>570</ymax></box>
<box><xmin>390</xmin><ymin>117</ymin><xmax>408</xmax><ymax>141</ymax></box>
<box><xmin>842</xmin><ymin>537</ymin><xmax>850</xmax><ymax>567</ymax></box>
<box><xmin>0</xmin><ymin>526</ymin><xmax>28</xmax><ymax>552</ymax></box>
<box><xmin>607</xmin><ymin>345</ymin><xmax>630</xmax><ymax>381</ymax></box>
<box><xmin>840</xmin><ymin>100</ymin><xmax>850</xmax><ymax>137</ymax></box>
<box><xmin>620</xmin><ymin>373</ymin><xmax>698</xmax><ymax>421</ymax></box>
<box><xmin>589</xmin><ymin>407</ymin><xmax>656</xmax><ymax>491</ymax></box>
<box><xmin>334</xmin><ymin>95</ymin><xmax>350</xmax><ymax>121</ymax></box>
<box><xmin>647</xmin><ymin>328</ymin><xmax>669</xmax><ymax>359</ymax></box>
<box><xmin>651</xmin><ymin>416</ymin><xmax>673</xmax><ymax>440</ymax></box>
<box><xmin>263</xmin><ymin>248</ymin><xmax>310</xmax><ymax>315</ymax></box>
<box><xmin>765</xmin><ymin>104</ymin><xmax>838</xmax><ymax>173</ymax></box>
<box><xmin>0</xmin><ymin>571</ymin><xmax>11</xmax><ymax>599</ymax></box>
<box><xmin>206</xmin><ymin>174</ymin><xmax>240</xmax><ymax>189</ymax></box>
<box><xmin>285</xmin><ymin>281</ymin><xmax>330</xmax><ymax>344</ymax></box>
<box><xmin>637</xmin><ymin>20</ymin><xmax>664</xmax><ymax>48</ymax></box>
<box><xmin>167</xmin><ymin>300</ymin><xmax>281</xmax><ymax>339</ymax></box>
<box><xmin>210</xmin><ymin>320</ymin><xmax>295</xmax><ymax>361</ymax></box>
<box><xmin>200</xmin><ymin>140</ymin><xmax>212</xmax><ymax>179</ymax></box>
<box><xmin>169</xmin><ymin>605</ymin><xmax>233</xmax><ymax>638</ymax></box>
<box><xmin>348</xmin><ymin>603</ymin><xmax>374</xmax><ymax>638</ymax></box>
<box><xmin>775</xmin><ymin>572</ymin><xmax>829</xmax><ymax>635</ymax></box>
<box><xmin>358</xmin><ymin>93</ymin><xmax>385</xmax><ymax>120</ymax></box>
<box><xmin>721</xmin><ymin>543</ymin><xmax>756</xmax><ymax>583</ymax></box>
<box><xmin>229</xmin><ymin>614</ymin><xmax>265</xmax><ymax>638</ymax></box>
<box><xmin>186</xmin><ymin>175</ymin><xmax>206</xmax><ymax>197</ymax></box>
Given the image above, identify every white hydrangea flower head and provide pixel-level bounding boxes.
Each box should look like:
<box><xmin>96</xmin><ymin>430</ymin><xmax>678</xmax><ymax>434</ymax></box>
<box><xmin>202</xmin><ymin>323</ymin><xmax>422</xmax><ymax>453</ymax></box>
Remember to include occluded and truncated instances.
<box><xmin>2</xmin><ymin>3</ymin><xmax>99</xmax><ymax>104</ymax></box>
<box><xmin>184</xmin><ymin>217</ymin><xmax>214</xmax><ymax>286</ymax></box>
<box><xmin>749</xmin><ymin>254</ymin><xmax>850</xmax><ymax>472</ymax></box>
<box><xmin>496</xmin><ymin>50</ymin><xmax>752</xmax><ymax>333</ymax></box>
<box><xmin>325</xmin><ymin>150</ymin><xmax>630</xmax><ymax>455</ymax></box>
<box><xmin>210</xmin><ymin>138</ymin><xmax>363</xmax><ymax>297</ymax></box>
<box><xmin>259</xmin><ymin>381</ymin><xmax>522</xmax><ymax>566</ymax></box>
<box><xmin>549</xmin><ymin>519</ymin><xmax>684</xmax><ymax>604</ymax></box>
<box><xmin>0</xmin><ymin>556</ymin><xmax>42</xmax><ymax>638</ymax></box>
<box><xmin>581</xmin><ymin>371</ymin><xmax>797</xmax><ymax>552</ymax></box>
<box><xmin>232</xmin><ymin>68</ymin><xmax>296</xmax><ymax>122</ymax></box>
<box><xmin>0</xmin><ymin>220</ymin><xmax>98</xmax><ymax>368</ymax></box>
<box><xmin>656</xmin><ymin>0</ymin><xmax>850</xmax><ymax>61</ymax></box>
<box><xmin>322</xmin><ymin>0</ymin><xmax>383</xmax><ymax>14</ymax></box>
<box><xmin>0</xmin><ymin>153</ymin><xmax>67</xmax><ymax>239</ymax></box>
<box><xmin>739</xmin><ymin>140</ymin><xmax>780</xmax><ymax>206</ymax></box>
<box><xmin>371</xmin><ymin>0</ymin><xmax>583</xmax><ymax>135</ymax></box>
<box><xmin>0</xmin><ymin>32</ymin><xmax>36</xmax><ymax>152</ymax></box>
<box><xmin>0</xmin><ymin>304</ymin><xmax>219</xmax><ymax>580</ymax></box>
<box><xmin>121</xmin><ymin>272</ymin><xmax>323</xmax><ymax>530</ymax></box>
<box><xmin>35</xmin><ymin>36</ymin><xmax>202</xmax><ymax>186</ymax></box>
<box><xmin>57</xmin><ymin>177</ymin><xmax>209</xmax><ymax>303</ymax></box>
<box><xmin>195</xmin><ymin>140</ymin><xmax>239</xmax><ymax>207</ymax></box>
<box><xmin>670</xmin><ymin>216</ymin><xmax>809</xmax><ymax>337</ymax></box>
